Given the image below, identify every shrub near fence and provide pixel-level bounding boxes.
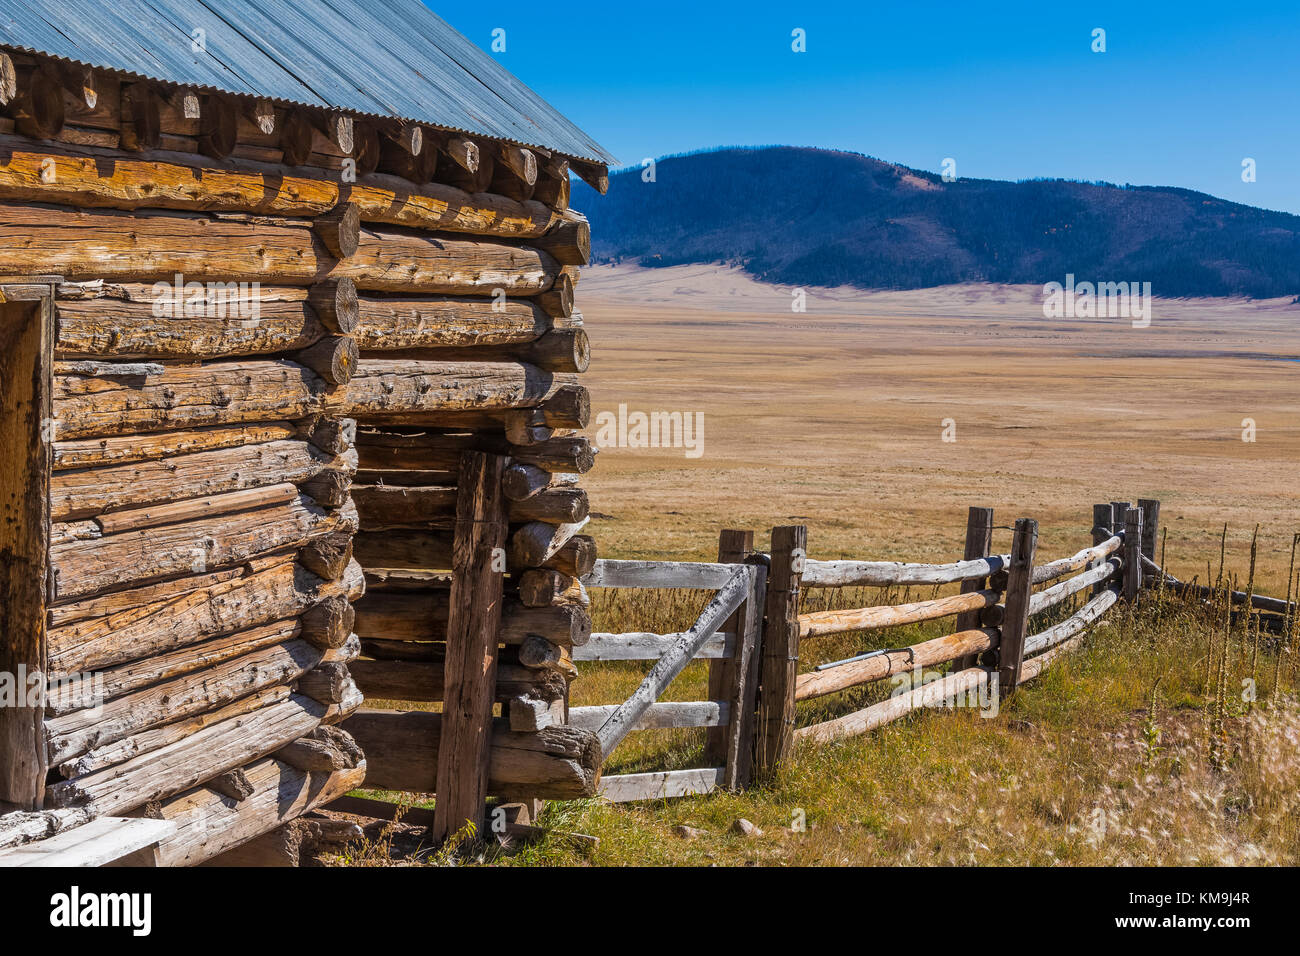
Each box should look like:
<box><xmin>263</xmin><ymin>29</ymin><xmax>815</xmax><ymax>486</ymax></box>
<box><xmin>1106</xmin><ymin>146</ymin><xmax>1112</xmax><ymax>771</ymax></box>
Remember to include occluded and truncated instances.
<box><xmin>578</xmin><ymin>499</ymin><xmax>1196</xmax><ymax>800</ymax></box>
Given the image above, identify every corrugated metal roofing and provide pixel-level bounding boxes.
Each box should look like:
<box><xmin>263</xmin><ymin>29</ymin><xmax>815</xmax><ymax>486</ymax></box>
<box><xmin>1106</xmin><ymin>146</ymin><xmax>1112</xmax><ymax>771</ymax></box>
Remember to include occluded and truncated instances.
<box><xmin>0</xmin><ymin>0</ymin><xmax>615</xmax><ymax>165</ymax></box>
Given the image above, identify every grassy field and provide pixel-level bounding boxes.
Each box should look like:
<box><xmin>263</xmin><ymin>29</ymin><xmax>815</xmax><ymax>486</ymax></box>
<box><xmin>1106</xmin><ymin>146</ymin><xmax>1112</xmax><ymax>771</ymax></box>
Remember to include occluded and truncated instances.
<box><xmin>340</xmin><ymin>269</ymin><xmax>1300</xmax><ymax>866</ymax></box>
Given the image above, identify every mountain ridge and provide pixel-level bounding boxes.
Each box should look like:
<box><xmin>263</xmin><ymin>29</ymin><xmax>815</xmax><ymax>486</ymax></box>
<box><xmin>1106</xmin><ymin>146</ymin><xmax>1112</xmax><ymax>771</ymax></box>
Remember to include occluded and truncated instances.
<box><xmin>572</xmin><ymin>146</ymin><xmax>1300</xmax><ymax>299</ymax></box>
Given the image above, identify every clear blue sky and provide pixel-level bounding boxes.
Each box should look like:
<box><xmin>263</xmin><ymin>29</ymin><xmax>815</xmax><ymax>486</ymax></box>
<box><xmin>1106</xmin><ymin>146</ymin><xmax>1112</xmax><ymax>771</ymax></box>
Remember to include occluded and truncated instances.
<box><xmin>434</xmin><ymin>0</ymin><xmax>1300</xmax><ymax>215</ymax></box>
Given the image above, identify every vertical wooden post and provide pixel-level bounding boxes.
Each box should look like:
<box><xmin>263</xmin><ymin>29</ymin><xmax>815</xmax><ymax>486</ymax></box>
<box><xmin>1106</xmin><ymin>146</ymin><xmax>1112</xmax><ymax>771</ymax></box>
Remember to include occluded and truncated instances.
<box><xmin>755</xmin><ymin>525</ymin><xmax>806</xmax><ymax>780</ymax></box>
<box><xmin>952</xmin><ymin>506</ymin><xmax>994</xmax><ymax>670</ymax></box>
<box><xmin>1138</xmin><ymin>499</ymin><xmax>1160</xmax><ymax>565</ymax></box>
<box><xmin>433</xmin><ymin>451</ymin><xmax>509</xmax><ymax>844</ymax></box>
<box><xmin>997</xmin><ymin>518</ymin><xmax>1038</xmax><ymax>696</ymax></box>
<box><xmin>704</xmin><ymin>529</ymin><xmax>752</xmax><ymax>768</ymax></box>
<box><xmin>721</xmin><ymin>559</ymin><xmax>766</xmax><ymax>791</ymax></box>
<box><xmin>1124</xmin><ymin>507</ymin><xmax>1144</xmax><ymax>603</ymax></box>
<box><xmin>1110</xmin><ymin>501</ymin><xmax>1131</xmax><ymax>536</ymax></box>
<box><xmin>1091</xmin><ymin>503</ymin><xmax>1113</xmax><ymax>596</ymax></box>
<box><xmin>0</xmin><ymin>292</ymin><xmax>52</xmax><ymax>809</ymax></box>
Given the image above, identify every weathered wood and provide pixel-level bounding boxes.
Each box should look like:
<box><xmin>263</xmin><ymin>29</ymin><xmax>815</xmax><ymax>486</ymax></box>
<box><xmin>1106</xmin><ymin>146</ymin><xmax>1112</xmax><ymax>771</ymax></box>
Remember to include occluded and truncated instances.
<box><xmin>432</xmin><ymin>452</ymin><xmax>509</xmax><ymax>842</ymax></box>
<box><xmin>294</xmin><ymin>335</ymin><xmax>358</xmax><ymax>387</ymax></box>
<box><xmin>509</xmin><ymin>517</ymin><xmax>590</xmax><ymax>568</ymax></box>
<box><xmin>1031</xmin><ymin>536</ymin><xmax>1122</xmax><ymax>585</ymax></box>
<box><xmin>595</xmin><ymin>566</ymin><xmax>753</xmax><ymax>757</ymax></box>
<box><xmin>49</xmin><ymin>619</ymin><xmax>302</xmax><ymax>711</ymax></box>
<box><xmin>49</xmin><ymin>692</ymin><xmax>333</xmax><ymax>816</ymax></box>
<box><xmin>53</xmin><ymin>421</ymin><xmax>299</xmax><ymax>470</ymax></box>
<box><xmin>11</xmin><ymin>64</ymin><xmax>64</xmax><ymax>139</ymax></box>
<box><xmin>582</xmin><ymin>559</ymin><xmax>737</xmax><ymax>590</ymax></box>
<box><xmin>56</xmin><ymin>687</ymin><xmax>290</xmax><ymax>780</ymax></box>
<box><xmin>0</xmin><ymin>203</ymin><xmax>562</xmax><ymax>294</ymax></box>
<box><xmin>1124</xmin><ymin>508</ymin><xmax>1144</xmax><ymax>602</ymax></box>
<box><xmin>0</xmin><ymin>807</ymin><xmax>96</xmax><ymax>852</ymax></box>
<box><xmin>47</xmin><ymin>638</ymin><xmax>326</xmax><ymax>764</ymax></box>
<box><xmin>301</xmin><ymin>595</ymin><xmax>356</xmax><ymax>649</ymax></box>
<box><xmin>295</xmin><ymin>662</ymin><xmax>355</xmax><ymax>705</ymax></box>
<box><xmin>952</xmin><ymin>506</ymin><xmax>995</xmax><ymax>671</ymax></box>
<box><xmin>301</xmin><ymin>531</ymin><xmax>355</xmax><ymax>581</ymax></box>
<box><xmin>704</xmin><ymin>530</ymin><xmax>750</xmax><ymax>767</ymax></box>
<box><xmin>1028</xmin><ymin>559</ymin><xmax>1120</xmax><ymax>616</ymax></box>
<box><xmin>573</xmin><ymin>630</ymin><xmax>733</xmax><ymax>661</ymax></box>
<box><xmin>795</xmin><ymin>668</ymin><xmax>992</xmax><ymax>746</ymax></box>
<box><xmin>597</xmin><ymin>768</ymin><xmax>722</xmax><ymax>803</ymax></box>
<box><xmin>273</xmin><ymin>725</ymin><xmax>362</xmax><ymax>772</ymax></box>
<box><xmin>119</xmin><ymin>84</ymin><xmax>160</xmax><ymax>151</ymax></box>
<box><xmin>89</xmin><ymin>482</ymin><xmax>299</xmax><ymax>536</ymax></box>
<box><xmin>757</xmin><ymin>526</ymin><xmax>806</xmax><ymax>780</ymax></box>
<box><xmin>797</xmin><ymin>589</ymin><xmax>999</xmax><ymax>638</ymax></box>
<box><xmin>50</xmin><ymin>493</ymin><xmax>356</xmax><ymax>600</ymax></box>
<box><xmin>353</xmin><ymin>483</ymin><xmax>586</xmax><ymax>528</ymax></box>
<box><xmin>508</xmin><ymin>696</ymin><xmax>566</xmax><ymax>732</ymax></box>
<box><xmin>801</xmin><ymin>553</ymin><xmax>1009</xmax><ymax>588</ymax></box>
<box><xmin>354</xmin><ymin>588</ymin><xmax>588</xmax><ymax>645</ymax></box>
<box><xmin>722</xmin><ymin>560</ymin><xmax>766</xmax><ymax>790</ymax></box>
<box><xmin>517</xmin><ymin>569</ymin><xmax>589</xmax><ymax>608</ymax></box>
<box><xmin>1138</xmin><ymin>499</ymin><xmax>1160</xmax><ymax>563</ymax></box>
<box><xmin>1023</xmin><ymin>587</ymin><xmax>1120</xmax><ymax>657</ymax></box>
<box><xmin>48</xmin><ymin>558</ymin><xmax>361</xmax><ymax>674</ymax></box>
<box><xmin>998</xmin><ymin>518</ymin><xmax>1038</xmax><ymax>693</ymax></box>
<box><xmin>314</xmin><ymin>202</ymin><xmax>360</xmax><ymax>259</ymax></box>
<box><xmin>338</xmin><ymin>360</ymin><xmax>573</xmax><ymax>420</ymax></box>
<box><xmin>543</xmin><ymin>535</ymin><xmax>597</xmax><ymax>578</ymax></box>
<box><xmin>208</xmin><ymin>768</ymin><xmax>255</xmax><ymax>802</ymax></box>
<box><xmin>570</xmin><ymin>701</ymin><xmax>727</xmax><ymax>733</ymax></box>
<box><xmin>198</xmin><ymin>95</ymin><xmax>238</xmax><ymax>159</ymax></box>
<box><xmin>0</xmin><ymin>290</ymin><xmax>52</xmax><ymax>808</ymax></box>
<box><xmin>140</xmin><ymin>754</ymin><xmax>365</xmax><ymax>867</ymax></box>
<box><xmin>348</xmin><ymin>658</ymin><xmax>566</xmax><ymax>704</ymax></box>
<box><xmin>352</xmin><ymin>294</ymin><xmax>549</xmax><ymax>350</ymax></box>
<box><xmin>1091</xmin><ymin>503</ymin><xmax>1114</xmax><ymax>596</ymax></box>
<box><xmin>309</xmin><ymin>278</ymin><xmax>359</xmax><ymax>334</ymax></box>
<box><xmin>533</xmin><ymin>212</ymin><xmax>590</xmax><ymax>266</ymax></box>
<box><xmin>795</xmin><ymin>628</ymin><xmax>999</xmax><ymax>701</ymax></box>
<box><xmin>0</xmin><ymin>816</ymin><xmax>176</xmax><ymax>867</ymax></box>
<box><xmin>344</xmin><ymin>710</ymin><xmax>601</xmax><ymax>799</ymax></box>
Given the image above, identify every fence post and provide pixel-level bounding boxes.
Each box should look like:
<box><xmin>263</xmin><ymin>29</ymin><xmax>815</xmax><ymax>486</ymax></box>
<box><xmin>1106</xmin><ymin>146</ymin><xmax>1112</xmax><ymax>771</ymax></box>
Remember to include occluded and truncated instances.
<box><xmin>432</xmin><ymin>451</ymin><xmax>509</xmax><ymax>845</ymax></box>
<box><xmin>997</xmin><ymin>517</ymin><xmax>1038</xmax><ymax>696</ymax></box>
<box><xmin>1091</xmin><ymin>503</ymin><xmax>1113</xmax><ymax>596</ymax></box>
<box><xmin>1138</xmin><ymin>498</ymin><xmax>1160</xmax><ymax>567</ymax></box>
<box><xmin>704</xmin><ymin>529</ymin><xmax>752</xmax><ymax>769</ymax></box>
<box><xmin>953</xmin><ymin>506</ymin><xmax>994</xmax><ymax>670</ymax></box>
<box><xmin>722</xmin><ymin>559</ymin><xmax>767</xmax><ymax>790</ymax></box>
<box><xmin>755</xmin><ymin>525</ymin><xmax>806</xmax><ymax>781</ymax></box>
<box><xmin>1110</xmin><ymin>501</ymin><xmax>1131</xmax><ymax>537</ymax></box>
<box><xmin>1124</xmin><ymin>507</ymin><xmax>1144</xmax><ymax>602</ymax></box>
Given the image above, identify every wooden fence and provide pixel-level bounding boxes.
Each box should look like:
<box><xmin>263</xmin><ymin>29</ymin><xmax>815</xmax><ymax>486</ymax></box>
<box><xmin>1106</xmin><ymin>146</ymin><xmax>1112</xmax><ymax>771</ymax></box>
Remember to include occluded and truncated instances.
<box><xmin>578</xmin><ymin>498</ymin><xmax>1175</xmax><ymax>796</ymax></box>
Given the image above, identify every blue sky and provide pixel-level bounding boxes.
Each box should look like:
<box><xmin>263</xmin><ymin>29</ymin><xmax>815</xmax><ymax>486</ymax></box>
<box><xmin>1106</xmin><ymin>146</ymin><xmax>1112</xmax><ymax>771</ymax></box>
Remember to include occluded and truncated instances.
<box><xmin>435</xmin><ymin>0</ymin><xmax>1300</xmax><ymax>215</ymax></box>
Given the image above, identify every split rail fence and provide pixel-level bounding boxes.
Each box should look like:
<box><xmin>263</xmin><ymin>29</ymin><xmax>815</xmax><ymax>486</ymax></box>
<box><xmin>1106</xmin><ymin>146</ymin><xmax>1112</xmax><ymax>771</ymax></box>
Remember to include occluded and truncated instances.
<box><xmin>578</xmin><ymin>498</ymin><xmax>1174</xmax><ymax>799</ymax></box>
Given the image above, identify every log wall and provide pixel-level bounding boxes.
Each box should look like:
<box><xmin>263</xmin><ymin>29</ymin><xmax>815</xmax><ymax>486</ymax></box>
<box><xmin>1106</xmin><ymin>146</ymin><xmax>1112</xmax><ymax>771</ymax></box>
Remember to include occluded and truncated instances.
<box><xmin>0</xmin><ymin>49</ymin><xmax>603</xmax><ymax>863</ymax></box>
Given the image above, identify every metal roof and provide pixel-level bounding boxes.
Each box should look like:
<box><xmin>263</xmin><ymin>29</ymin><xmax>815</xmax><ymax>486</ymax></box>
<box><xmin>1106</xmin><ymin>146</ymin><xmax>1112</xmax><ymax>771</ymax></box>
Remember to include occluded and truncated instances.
<box><xmin>0</xmin><ymin>0</ymin><xmax>615</xmax><ymax>165</ymax></box>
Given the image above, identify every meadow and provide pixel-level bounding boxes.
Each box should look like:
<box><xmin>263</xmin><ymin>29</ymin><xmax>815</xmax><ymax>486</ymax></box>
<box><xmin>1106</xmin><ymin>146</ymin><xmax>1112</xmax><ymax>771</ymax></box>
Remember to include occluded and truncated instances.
<box><xmin>343</xmin><ymin>267</ymin><xmax>1300</xmax><ymax>866</ymax></box>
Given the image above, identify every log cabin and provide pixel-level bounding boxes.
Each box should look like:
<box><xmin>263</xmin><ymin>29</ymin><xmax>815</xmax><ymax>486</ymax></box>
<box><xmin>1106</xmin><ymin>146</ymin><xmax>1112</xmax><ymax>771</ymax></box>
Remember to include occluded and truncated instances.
<box><xmin>0</xmin><ymin>0</ymin><xmax>611</xmax><ymax>866</ymax></box>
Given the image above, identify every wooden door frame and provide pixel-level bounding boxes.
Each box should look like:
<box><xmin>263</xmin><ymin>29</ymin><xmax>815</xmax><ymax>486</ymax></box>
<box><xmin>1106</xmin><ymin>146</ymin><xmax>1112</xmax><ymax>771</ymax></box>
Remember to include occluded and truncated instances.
<box><xmin>0</xmin><ymin>276</ymin><xmax>58</xmax><ymax>810</ymax></box>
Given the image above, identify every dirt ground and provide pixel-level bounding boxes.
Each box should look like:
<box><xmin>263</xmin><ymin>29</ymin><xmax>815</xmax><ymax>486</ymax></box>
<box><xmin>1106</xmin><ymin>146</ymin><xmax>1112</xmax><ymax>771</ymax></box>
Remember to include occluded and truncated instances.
<box><xmin>577</xmin><ymin>265</ymin><xmax>1300</xmax><ymax>593</ymax></box>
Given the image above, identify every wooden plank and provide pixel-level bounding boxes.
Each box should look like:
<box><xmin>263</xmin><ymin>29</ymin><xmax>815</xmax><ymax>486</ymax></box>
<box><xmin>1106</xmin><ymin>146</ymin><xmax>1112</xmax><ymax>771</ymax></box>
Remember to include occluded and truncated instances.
<box><xmin>795</xmin><ymin>668</ymin><xmax>991</xmax><ymax>746</ymax></box>
<box><xmin>1029</xmin><ymin>560</ymin><xmax>1119</xmax><ymax>616</ymax></box>
<box><xmin>723</xmin><ymin>561</ymin><xmax>766</xmax><ymax>790</ymax></box>
<box><xmin>594</xmin><ymin>566</ymin><xmax>753</xmax><ymax>758</ymax></box>
<box><xmin>1124</xmin><ymin>508</ymin><xmax>1144</xmax><ymax>602</ymax></box>
<box><xmin>572</xmin><ymin>631</ymin><xmax>733</xmax><ymax>661</ymax></box>
<box><xmin>568</xmin><ymin>701</ymin><xmax>727</xmax><ymax>732</ymax></box>
<box><xmin>1030</xmin><ymin>536</ymin><xmax>1122</xmax><ymax>585</ymax></box>
<box><xmin>1023</xmin><ymin>587</ymin><xmax>1120</xmax><ymax>657</ymax></box>
<box><xmin>432</xmin><ymin>451</ymin><xmax>509</xmax><ymax>844</ymax></box>
<box><xmin>951</xmin><ymin>506</ymin><xmax>994</xmax><ymax>671</ymax></box>
<box><xmin>797</xmin><ymin>588</ymin><xmax>999</xmax><ymax>638</ymax></box>
<box><xmin>1091</xmin><ymin>504</ymin><xmax>1114</xmax><ymax>597</ymax></box>
<box><xmin>582</xmin><ymin>559</ymin><xmax>737</xmax><ymax>590</ymax></box>
<box><xmin>756</xmin><ymin>525</ymin><xmax>806</xmax><ymax>781</ymax></box>
<box><xmin>597</xmin><ymin>767</ymin><xmax>724</xmax><ymax>803</ymax></box>
<box><xmin>795</xmin><ymin>627</ymin><xmax>998</xmax><ymax>702</ymax></box>
<box><xmin>801</xmin><ymin>554</ymin><xmax>1008</xmax><ymax>588</ymax></box>
<box><xmin>0</xmin><ymin>817</ymin><xmax>175</xmax><ymax>867</ymax></box>
<box><xmin>1138</xmin><ymin>499</ymin><xmax>1161</xmax><ymax>563</ymax></box>
<box><xmin>0</xmin><ymin>291</ymin><xmax>52</xmax><ymax>808</ymax></box>
<box><xmin>997</xmin><ymin>518</ymin><xmax>1038</xmax><ymax>693</ymax></box>
<box><xmin>703</xmin><ymin>530</ymin><xmax>751</xmax><ymax>767</ymax></box>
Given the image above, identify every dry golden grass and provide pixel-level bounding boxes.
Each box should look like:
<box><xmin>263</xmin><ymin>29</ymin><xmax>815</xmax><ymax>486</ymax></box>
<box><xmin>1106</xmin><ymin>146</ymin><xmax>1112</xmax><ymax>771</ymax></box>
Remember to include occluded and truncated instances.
<box><xmin>579</xmin><ymin>266</ymin><xmax>1300</xmax><ymax>593</ymax></box>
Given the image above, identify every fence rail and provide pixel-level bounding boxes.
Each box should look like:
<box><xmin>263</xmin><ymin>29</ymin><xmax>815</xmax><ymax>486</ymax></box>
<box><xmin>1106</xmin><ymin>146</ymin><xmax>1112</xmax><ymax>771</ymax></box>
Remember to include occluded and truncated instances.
<box><xmin>576</xmin><ymin>496</ymin><xmax>1294</xmax><ymax>804</ymax></box>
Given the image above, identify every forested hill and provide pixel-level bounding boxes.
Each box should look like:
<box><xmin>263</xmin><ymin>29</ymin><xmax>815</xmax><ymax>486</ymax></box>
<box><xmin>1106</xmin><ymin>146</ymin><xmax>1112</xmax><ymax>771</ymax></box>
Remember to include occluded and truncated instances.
<box><xmin>572</xmin><ymin>147</ymin><xmax>1300</xmax><ymax>298</ymax></box>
